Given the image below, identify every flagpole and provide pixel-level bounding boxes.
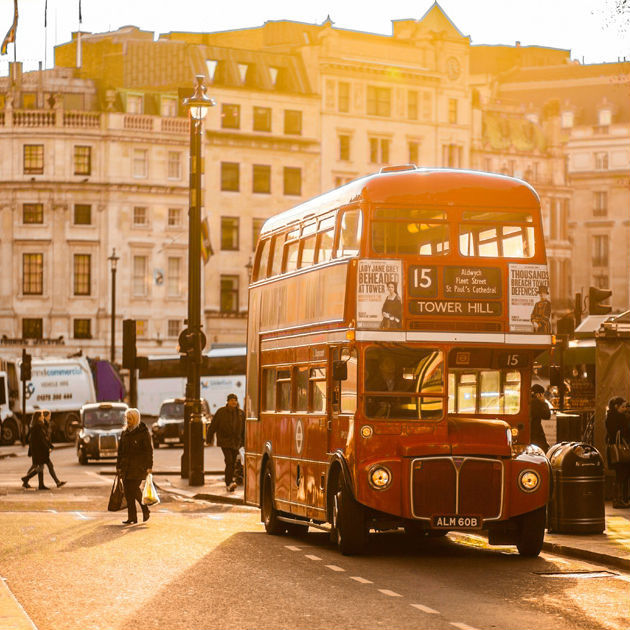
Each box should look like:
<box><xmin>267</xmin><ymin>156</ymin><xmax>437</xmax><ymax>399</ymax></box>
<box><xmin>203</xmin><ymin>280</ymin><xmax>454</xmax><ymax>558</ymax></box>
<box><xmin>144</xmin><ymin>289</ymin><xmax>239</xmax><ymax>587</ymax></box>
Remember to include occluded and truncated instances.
<box><xmin>76</xmin><ymin>1</ymin><xmax>82</xmax><ymax>68</ymax></box>
<box><xmin>44</xmin><ymin>0</ymin><xmax>48</xmax><ymax>69</ymax></box>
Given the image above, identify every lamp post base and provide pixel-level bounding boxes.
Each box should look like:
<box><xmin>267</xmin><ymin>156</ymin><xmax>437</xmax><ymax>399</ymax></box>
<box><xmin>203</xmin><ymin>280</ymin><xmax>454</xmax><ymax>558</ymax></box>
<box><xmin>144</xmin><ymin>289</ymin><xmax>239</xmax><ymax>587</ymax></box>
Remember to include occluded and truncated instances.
<box><xmin>189</xmin><ymin>414</ymin><xmax>205</xmax><ymax>486</ymax></box>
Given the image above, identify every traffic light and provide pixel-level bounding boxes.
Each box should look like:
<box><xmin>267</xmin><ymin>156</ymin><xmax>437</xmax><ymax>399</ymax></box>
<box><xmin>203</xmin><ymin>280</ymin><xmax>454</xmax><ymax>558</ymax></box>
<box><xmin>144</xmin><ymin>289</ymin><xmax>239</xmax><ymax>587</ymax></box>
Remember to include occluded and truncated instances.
<box><xmin>122</xmin><ymin>319</ymin><xmax>137</xmax><ymax>369</ymax></box>
<box><xmin>589</xmin><ymin>286</ymin><xmax>612</xmax><ymax>315</ymax></box>
<box><xmin>556</xmin><ymin>314</ymin><xmax>575</xmax><ymax>336</ymax></box>
<box><xmin>21</xmin><ymin>349</ymin><xmax>32</xmax><ymax>382</ymax></box>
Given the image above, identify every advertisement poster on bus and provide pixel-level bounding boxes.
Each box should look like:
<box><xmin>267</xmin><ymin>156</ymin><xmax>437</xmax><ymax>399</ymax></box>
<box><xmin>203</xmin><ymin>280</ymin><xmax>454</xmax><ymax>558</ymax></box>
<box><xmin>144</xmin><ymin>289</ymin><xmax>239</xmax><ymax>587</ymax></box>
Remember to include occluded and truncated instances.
<box><xmin>508</xmin><ymin>264</ymin><xmax>551</xmax><ymax>333</ymax></box>
<box><xmin>357</xmin><ymin>260</ymin><xmax>403</xmax><ymax>329</ymax></box>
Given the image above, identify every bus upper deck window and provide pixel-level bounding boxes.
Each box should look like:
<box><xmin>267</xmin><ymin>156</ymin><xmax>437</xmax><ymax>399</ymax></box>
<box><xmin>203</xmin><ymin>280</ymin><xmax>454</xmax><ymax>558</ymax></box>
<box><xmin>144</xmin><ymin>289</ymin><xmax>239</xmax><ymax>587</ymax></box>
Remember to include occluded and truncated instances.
<box><xmin>254</xmin><ymin>239</ymin><xmax>270</xmax><ymax>281</ymax></box>
<box><xmin>336</xmin><ymin>209</ymin><xmax>362</xmax><ymax>258</ymax></box>
<box><xmin>459</xmin><ymin>210</ymin><xmax>535</xmax><ymax>258</ymax></box>
<box><xmin>317</xmin><ymin>215</ymin><xmax>336</xmax><ymax>263</ymax></box>
<box><xmin>284</xmin><ymin>228</ymin><xmax>300</xmax><ymax>273</ymax></box>
<box><xmin>299</xmin><ymin>220</ymin><xmax>317</xmax><ymax>268</ymax></box>
<box><xmin>270</xmin><ymin>234</ymin><xmax>285</xmax><ymax>276</ymax></box>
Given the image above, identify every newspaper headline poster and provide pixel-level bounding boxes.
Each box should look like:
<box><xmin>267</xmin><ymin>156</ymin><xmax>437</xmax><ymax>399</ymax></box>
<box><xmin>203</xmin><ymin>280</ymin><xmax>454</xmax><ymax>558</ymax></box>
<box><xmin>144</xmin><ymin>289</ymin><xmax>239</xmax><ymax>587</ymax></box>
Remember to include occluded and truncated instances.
<box><xmin>357</xmin><ymin>260</ymin><xmax>403</xmax><ymax>329</ymax></box>
<box><xmin>508</xmin><ymin>264</ymin><xmax>551</xmax><ymax>333</ymax></box>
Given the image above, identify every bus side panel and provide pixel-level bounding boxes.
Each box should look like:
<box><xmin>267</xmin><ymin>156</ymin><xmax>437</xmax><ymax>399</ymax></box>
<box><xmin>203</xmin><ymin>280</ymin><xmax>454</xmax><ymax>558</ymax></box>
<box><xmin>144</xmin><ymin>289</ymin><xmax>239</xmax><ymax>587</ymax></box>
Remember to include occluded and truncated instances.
<box><xmin>245</xmin><ymin>418</ymin><xmax>262</xmax><ymax>505</ymax></box>
<box><xmin>273</xmin><ymin>415</ymin><xmax>292</xmax><ymax>509</ymax></box>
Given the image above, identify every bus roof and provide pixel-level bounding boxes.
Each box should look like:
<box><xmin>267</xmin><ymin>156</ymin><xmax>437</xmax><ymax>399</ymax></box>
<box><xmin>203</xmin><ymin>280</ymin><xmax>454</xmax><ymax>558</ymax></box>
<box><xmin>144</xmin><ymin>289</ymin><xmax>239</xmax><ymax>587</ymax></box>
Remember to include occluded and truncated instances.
<box><xmin>261</xmin><ymin>168</ymin><xmax>540</xmax><ymax>236</ymax></box>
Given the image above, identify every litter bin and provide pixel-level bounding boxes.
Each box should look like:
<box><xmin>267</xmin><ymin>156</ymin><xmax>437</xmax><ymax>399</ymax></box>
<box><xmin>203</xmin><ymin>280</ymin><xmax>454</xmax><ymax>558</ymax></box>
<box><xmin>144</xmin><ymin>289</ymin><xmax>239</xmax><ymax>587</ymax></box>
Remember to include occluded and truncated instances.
<box><xmin>555</xmin><ymin>412</ymin><xmax>582</xmax><ymax>443</ymax></box>
<box><xmin>547</xmin><ymin>442</ymin><xmax>605</xmax><ymax>534</ymax></box>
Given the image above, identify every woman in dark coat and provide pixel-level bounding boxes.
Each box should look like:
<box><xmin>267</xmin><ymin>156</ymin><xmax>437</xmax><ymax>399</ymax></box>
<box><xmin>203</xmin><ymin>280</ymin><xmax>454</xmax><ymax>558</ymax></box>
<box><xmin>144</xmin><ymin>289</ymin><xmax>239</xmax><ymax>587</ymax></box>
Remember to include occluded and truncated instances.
<box><xmin>21</xmin><ymin>412</ymin><xmax>51</xmax><ymax>490</ymax></box>
<box><xmin>605</xmin><ymin>397</ymin><xmax>630</xmax><ymax>508</ymax></box>
<box><xmin>116</xmin><ymin>408</ymin><xmax>153</xmax><ymax>524</ymax></box>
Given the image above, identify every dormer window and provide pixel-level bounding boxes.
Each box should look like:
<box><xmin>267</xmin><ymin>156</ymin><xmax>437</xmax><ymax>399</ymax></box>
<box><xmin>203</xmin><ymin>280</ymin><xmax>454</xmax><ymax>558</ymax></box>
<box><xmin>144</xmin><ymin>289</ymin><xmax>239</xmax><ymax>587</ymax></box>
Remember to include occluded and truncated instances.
<box><xmin>126</xmin><ymin>94</ymin><xmax>143</xmax><ymax>114</ymax></box>
<box><xmin>206</xmin><ymin>60</ymin><xmax>218</xmax><ymax>81</ymax></box>
<box><xmin>237</xmin><ymin>64</ymin><xmax>248</xmax><ymax>84</ymax></box>
<box><xmin>561</xmin><ymin>111</ymin><xmax>574</xmax><ymax>128</ymax></box>
<box><xmin>269</xmin><ymin>67</ymin><xmax>279</xmax><ymax>87</ymax></box>
<box><xmin>598</xmin><ymin>108</ymin><xmax>612</xmax><ymax>126</ymax></box>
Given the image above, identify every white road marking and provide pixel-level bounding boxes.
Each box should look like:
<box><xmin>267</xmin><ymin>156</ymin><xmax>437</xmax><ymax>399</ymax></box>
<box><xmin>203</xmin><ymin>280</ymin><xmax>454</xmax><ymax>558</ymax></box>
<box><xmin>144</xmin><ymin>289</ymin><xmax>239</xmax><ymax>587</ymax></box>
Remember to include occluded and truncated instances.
<box><xmin>47</xmin><ymin>509</ymin><xmax>57</xmax><ymax>513</ymax></box>
<box><xmin>450</xmin><ymin>623</ymin><xmax>480</xmax><ymax>630</ymax></box>
<box><xmin>350</xmin><ymin>576</ymin><xmax>373</xmax><ymax>584</ymax></box>
<box><xmin>325</xmin><ymin>565</ymin><xmax>345</xmax><ymax>572</ymax></box>
<box><xmin>73</xmin><ymin>512</ymin><xmax>90</xmax><ymax>520</ymax></box>
<box><xmin>378</xmin><ymin>589</ymin><xmax>402</xmax><ymax>597</ymax></box>
<box><xmin>411</xmin><ymin>603</ymin><xmax>439</xmax><ymax>614</ymax></box>
<box><xmin>285</xmin><ymin>545</ymin><xmax>301</xmax><ymax>551</ymax></box>
<box><xmin>305</xmin><ymin>554</ymin><xmax>321</xmax><ymax>561</ymax></box>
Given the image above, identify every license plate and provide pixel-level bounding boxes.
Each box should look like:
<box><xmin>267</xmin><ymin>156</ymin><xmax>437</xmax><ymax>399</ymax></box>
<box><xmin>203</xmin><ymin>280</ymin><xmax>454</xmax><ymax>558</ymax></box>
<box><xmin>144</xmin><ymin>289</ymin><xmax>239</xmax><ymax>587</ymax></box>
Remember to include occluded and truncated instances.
<box><xmin>164</xmin><ymin>437</ymin><xmax>179</xmax><ymax>443</ymax></box>
<box><xmin>431</xmin><ymin>515</ymin><xmax>482</xmax><ymax>529</ymax></box>
<box><xmin>99</xmin><ymin>450</ymin><xmax>117</xmax><ymax>457</ymax></box>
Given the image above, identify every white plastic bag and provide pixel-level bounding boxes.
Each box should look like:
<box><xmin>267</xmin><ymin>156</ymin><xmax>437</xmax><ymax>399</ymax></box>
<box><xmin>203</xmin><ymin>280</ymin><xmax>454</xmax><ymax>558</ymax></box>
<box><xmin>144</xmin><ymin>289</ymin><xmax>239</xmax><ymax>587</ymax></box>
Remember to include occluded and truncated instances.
<box><xmin>142</xmin><ymin>473</ymin><xmax>160</xmax><ymax>506</ymax></box>
<box><xmin>238</xmin><ymin>446</ymin><xmax>245</xmax><ymax>466</ymax></box>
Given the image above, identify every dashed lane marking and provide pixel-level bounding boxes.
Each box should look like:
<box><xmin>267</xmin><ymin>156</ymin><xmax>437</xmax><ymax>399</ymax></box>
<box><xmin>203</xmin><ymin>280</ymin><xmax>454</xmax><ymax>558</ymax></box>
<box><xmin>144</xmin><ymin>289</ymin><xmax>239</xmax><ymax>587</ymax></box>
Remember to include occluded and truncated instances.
<box><xmin>411</xmin><ymin>604</ymin><xmax>439</xmax><ymax>614</ymax></box>
<box><xmin>350</xmin><ymin>576</ymin><xmax>373</xmax><ymax>584</ymax></box>
<box><xmin>378</xmin><ymin>589</ymin><xmax>402</xmax><ymax>597</ymax></box>
<box><xmin>305</xmin><ymin>554</ymin><xmax>321</xmax><ymax>561</ymax></box>
<box><xmin>450</xmin><ymin>623</ymin><xmax>480</xmax><ymax>630</ymax></box>
<box><xmin>46</xmin><ymin>509</ymin><xmax>57</xmax><ymax>513</ymax></box>
<box><xmin>325</xmin><ymin>565</ymin><xmax>345</xmax><ymax>572</ymax></box>
<box><xmin>285</xmin><ymin>545</ymin><xmax>301</xmax><ymax>551</ymax></box>
<box><xmin>73</xmin><ymin>512</ymin><xmax>90</xmax><ymax>520</ymax></box>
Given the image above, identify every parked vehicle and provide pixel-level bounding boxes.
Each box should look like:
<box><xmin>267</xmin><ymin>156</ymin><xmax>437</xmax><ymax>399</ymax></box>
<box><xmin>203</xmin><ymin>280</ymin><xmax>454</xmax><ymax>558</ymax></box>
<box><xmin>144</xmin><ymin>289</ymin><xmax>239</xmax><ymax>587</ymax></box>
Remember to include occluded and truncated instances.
<box><xmin>0</xmin><ymin>356</ymin><xmax>124</xmax><ymax>445</ymax></box>
<box><xmin>151</xmin><ymin>398</ymin><xmax>211</xmax><ymax>448</ymax></box>
<box><xmin>76</xmin><ymin>402</ymin><xmax>129</xmax><ymax>465</ymax></box>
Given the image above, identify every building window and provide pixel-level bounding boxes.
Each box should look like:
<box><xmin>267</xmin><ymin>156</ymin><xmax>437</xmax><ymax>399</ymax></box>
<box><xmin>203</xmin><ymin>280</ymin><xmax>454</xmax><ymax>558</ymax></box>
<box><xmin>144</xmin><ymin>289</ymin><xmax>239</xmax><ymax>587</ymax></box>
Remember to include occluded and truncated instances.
<box><xmin>252</xmin><ymin>164</ymin><xmax>271</xmax><ymax>194</ymax></box>
<box><xmin>220</xmin><ymin>275</ymin><xmax>239</xmax><ymax>313</ymax></box>
<box><xmin>594</xmin><ymin>152</ymin><xmax>608</xmax><ymax>170</ymax></box>
<box><xmin>221</xmin><ymin>104</ymin><xmax>240</xmax><ymax>129</ymax></box>
<box><xmin>133</xmin><ymin>207</ymin><xmax>148</xmax><ymax>226</ymax></box>
<box><xmin>126</xmin><ymin>94</ymin><xmax>143</xmax><ymax>114</ymax></box>
<box><xmin>369</xmin><ymin>137</ymin><xmax>390</xmax><ymax>164</ymax></box>
<box><xmin>339</xmin><ymin>134</ymin><xmax>351</xmax><ymax>161</ymax></box>
<box><xmin>73</xmin><ymin>204</ymin><xmax>91</xmax><ymax>225</ymax></box>
<box><xmin>132</xmin><ymin>149</ymin><xmax>148</xmax><ymax>178</ymax></box>
<box><xmin>252</xmin><ymin>218</ymin><xmax>265</xmax><ymax>252</ymax></box>
<box><xmin>443</xmin><ymin>144</ymin><xmax>462</xmax><ymax>168</ymax></box>
<box><xmin>221</xmin><ymin>217</ymin><xmax>239</xmax><ymax>250</ymax></box>
<box><xmin>408</xmin><ymin>141</ymin><xmax>419</xmax><ymax>164</ymax></box>
<box><xmin>367</xmin><ymin>86</ymin><xmax>391</xmax><ymax>117</ymax></box>
<box><xmin>594</xmin><ymin>191</ymin><xmax>608</xmax><ymax>217</ymax></box>
<box><xmin>408</xmin><ymin>90</ymin><xmax>418</xmax><ymax>120</ymax></box>
<box><xmin>448</xmin><ymin>98</ymin><xmax>458</xmax><ymax>124</ymax></box>
<box><xmin>132</xmin><ymin>255</ymin><xmax>148</xmax><ymax>296</ymax></box>
<box><xmin>73</xmin><ymin>254</ymin><xmax>91</xmax><ymax>296</ymax></box>
<box><xmin>136</xmin><ymin>319</ymin><xmax>148</xmax><ymax>338</ymax></box>
<box><xmin>561</xmin><ymin>111</ymin><xmax>574</xmax><ymax>128</ymax></box>
<box><xmin>338</xmin><ymin>82</ymin><xmax>350</xmax><ymax>112</ymax></box>
<box><xmin>593</xmin><ymin>273</ymin><xmax>609</xmax><ymax>289</ymax></box>
<box><xmin>167</xmin><ymin>319</ymin><xmax>181</xmax><ymax>337</ymax></box>
<box><xmin>23</xmin><ymin>318</ymin><xmax>43</xmax><ymax>339</ymax></box>
<box><xmin>23</xmin><ymin>253</ymin><xmax>43</xmax><ymax>295</ymax></box>
<box><xmin>283</xmin><ymin>167</ymin><xmax>302</xmax><ymax>196</ymax></box>
<box><xmin>598</xmin><ymin>109</ymin><xmax>612</xmax><ymax>126</ymax></box>
<box><xmin>422</xmin><ymin>91</ymin><xmax>432</xmax><ymax>121</ymax></box>
<box><xmin>167</xmin><ymin>208</ymin><xmax>182</xmax><ymax>227</ymax></box>
<box><xmin>221</xmin><ymin>162</ymin><xmax>240</xmax><ymax>192</ymax></box>
<box><xmin>22</xmin><ymin>93</ymin><xmax>37</xmax><ymax>109</ymax></box>
<box><xmin>73</xmin><ymin>145</ymin><xmax>91</xmax><ymax>176</ymax></box>
<box><xmin>284</xmin><ymin>110</ymin><xmax>302</xmax><ymax>135</ymax></box>
<box><xmin>73</xmin><ymin>319</ymin><xmax>92</xmax><ymax>339</ymax></box>
<box><xmin>253</xmin><ymin>107</ymin><xmax>272</xmax><ymax>132</ymax></box>
<box><xmin>23</xmin><ymin>144</ymin><xmax>44</xmax><ymax>174</ymax></box>
<box><xmin>161</xmin><ymin>96</ymin><xmax>178</xmax><ymax>117</ymax></box>
<box><xmin>23</xmin><ymin>203</ymin><xmax>43</xmax><ymax>224</ymax></box>
<box><xmin>592</xmin><ymin>235</ymin><xmax>609</xmax><ymax>268</ymax></box>
<box><xmin>167</xmin><ymin>257</ymin><xmax>182</xmax><ymax>297</ymax></box>
<box><xmin>167</xmin><ymin>152</ymin><xmax>181</xmax><ymax>180</ymax></box>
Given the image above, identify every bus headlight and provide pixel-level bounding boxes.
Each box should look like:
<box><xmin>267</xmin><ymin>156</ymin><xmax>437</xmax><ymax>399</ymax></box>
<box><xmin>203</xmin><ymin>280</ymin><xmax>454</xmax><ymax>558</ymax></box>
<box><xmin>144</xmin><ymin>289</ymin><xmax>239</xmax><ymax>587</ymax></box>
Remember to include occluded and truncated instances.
<box><xmin>523</xmin><ymin>444</ymin><xmax>546</xmax><ymax>457</ymax></box>
<box><xmin>368</xmin><ymin>465</ymin><xmax>392</xmax><ymax>490</ymax></box>
<box><xmin>518</xmin><ymin>469</ymin><xmax>541</xmax><ymax>493</ymax></box>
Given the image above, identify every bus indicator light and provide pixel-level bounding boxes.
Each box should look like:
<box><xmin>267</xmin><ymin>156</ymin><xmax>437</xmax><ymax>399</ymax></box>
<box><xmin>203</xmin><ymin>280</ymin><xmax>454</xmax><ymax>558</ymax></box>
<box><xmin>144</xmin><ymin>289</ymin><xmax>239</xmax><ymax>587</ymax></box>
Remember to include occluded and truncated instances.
<box><xmin>360</xmin><ymin>425</ymin><xmax>373</xmax><ymax>439</ymax></box>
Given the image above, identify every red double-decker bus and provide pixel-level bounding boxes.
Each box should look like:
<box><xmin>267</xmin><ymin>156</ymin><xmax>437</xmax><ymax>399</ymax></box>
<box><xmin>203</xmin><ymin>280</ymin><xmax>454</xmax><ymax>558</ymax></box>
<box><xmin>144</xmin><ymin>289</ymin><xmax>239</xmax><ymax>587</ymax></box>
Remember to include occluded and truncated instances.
<box><xmin>245</xmin><ymin>166</ymin><xmax>552</xmax><ymax>556</ymax></box>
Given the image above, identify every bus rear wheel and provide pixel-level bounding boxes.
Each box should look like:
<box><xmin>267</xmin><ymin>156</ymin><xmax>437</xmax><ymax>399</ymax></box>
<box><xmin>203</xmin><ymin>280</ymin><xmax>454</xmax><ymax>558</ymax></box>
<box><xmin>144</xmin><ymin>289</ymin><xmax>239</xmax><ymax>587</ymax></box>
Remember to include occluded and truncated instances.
<box><xmin>332</xmin><ymin>482</ymin><xmax>368</xmax><ymax>555</ymax></box>
<box><xmin>515</xmin><ymin>507</ymin><xmax>546</xmax><ymax>557</ymax></box>
<box><xmin>261</xmin><ymin>463</ymin><xmax>285</xmax><ymax>535</ymax></box>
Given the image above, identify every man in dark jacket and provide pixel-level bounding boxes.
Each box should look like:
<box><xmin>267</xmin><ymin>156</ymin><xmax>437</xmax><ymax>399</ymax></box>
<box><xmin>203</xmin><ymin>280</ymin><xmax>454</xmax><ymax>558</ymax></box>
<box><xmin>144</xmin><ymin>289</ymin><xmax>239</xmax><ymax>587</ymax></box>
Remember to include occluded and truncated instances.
<box><xmin>116</xmin><ymin>408</ymin><xmax>153</xmax><ymax>524</ymax></box>
<box><xmin>207</xmin><ymin>394</ymin><xmax>244</xmax><ymax>492</ymax></box>
<box><xmin>530</xmin><ymin>384</ymin><xmax>551</xmax><ymax>453</ymax></box>
<box><xmin>21</xmin><ymin>412</ymin><xmax>51</xmax><ymax>490</ymax></box>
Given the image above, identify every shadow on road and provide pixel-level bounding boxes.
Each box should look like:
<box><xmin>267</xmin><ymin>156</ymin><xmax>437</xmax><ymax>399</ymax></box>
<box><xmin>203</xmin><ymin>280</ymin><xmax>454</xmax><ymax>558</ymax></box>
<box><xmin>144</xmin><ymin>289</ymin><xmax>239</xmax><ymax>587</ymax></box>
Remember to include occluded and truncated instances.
<box><xmin>61</xmin><ymin>521</ymin><xmax>150</xmax><ymax>552</ymax></box>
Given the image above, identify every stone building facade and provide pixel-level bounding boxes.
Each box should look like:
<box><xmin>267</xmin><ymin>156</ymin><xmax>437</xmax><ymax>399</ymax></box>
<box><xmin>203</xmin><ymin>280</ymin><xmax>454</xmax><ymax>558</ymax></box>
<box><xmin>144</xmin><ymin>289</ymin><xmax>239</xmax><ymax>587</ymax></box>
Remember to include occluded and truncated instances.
<box><xmin>0</xmin><ymin>5</ymin><xmax>628</xmax><ymax>360</ymax></box>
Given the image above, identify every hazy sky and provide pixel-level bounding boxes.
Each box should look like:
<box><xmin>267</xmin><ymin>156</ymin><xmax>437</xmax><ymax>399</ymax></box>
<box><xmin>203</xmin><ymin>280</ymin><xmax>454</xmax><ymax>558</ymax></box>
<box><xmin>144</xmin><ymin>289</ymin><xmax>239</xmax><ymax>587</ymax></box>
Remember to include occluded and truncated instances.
<box><xmin>0</xmin><ymin>0</ymin><xmax>628</xmax><ymax>75</ymax></box>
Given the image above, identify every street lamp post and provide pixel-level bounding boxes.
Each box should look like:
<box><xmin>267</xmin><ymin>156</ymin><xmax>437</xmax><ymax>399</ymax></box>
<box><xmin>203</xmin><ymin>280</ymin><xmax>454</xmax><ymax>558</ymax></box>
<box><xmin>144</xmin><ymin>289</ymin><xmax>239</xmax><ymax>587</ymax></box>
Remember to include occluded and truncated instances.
<box><xmin>108</xmin><ymin>249</ymin><xmax>119</xmax><ymax>364</ymax></box>
<box><xmin>182</xmin><ymin>75</ymin><xmax>215</xmax><ymax>486</ymax></box>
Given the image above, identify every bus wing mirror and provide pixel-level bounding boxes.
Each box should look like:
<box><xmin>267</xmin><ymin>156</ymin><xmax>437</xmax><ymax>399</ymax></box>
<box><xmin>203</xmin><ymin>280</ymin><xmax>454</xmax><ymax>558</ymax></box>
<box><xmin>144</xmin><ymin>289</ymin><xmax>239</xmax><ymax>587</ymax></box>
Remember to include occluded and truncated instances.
<box><xmin>332</xmin><ymin>360</ymin><xmax>348</xmax><ymax>381</ymax></box>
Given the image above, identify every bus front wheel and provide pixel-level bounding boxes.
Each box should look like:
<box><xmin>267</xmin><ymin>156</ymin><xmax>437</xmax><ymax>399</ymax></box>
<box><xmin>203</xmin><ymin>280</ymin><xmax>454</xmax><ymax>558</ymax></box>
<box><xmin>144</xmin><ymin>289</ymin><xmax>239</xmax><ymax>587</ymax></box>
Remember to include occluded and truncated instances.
<box><xmin>261</xmin><ymin>463</ymin><xmax>285</xmax><ymax>535</ymax></box>
<box><xmin>515</xmin><ymin>507</ymin><xmax>546</xmax><ymax>557</ymax></box>
<box><xmin>332</xmin><ymin>482</ymin><xmax>368</xmax><ymax>555</ymax></box>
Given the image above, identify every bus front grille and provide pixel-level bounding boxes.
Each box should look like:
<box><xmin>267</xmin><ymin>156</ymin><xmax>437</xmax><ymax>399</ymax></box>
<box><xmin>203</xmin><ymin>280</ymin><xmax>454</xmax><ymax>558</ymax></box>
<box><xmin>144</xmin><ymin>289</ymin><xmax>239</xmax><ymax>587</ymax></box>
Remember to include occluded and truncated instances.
<box><xmin>411</xmin><ymin>457</ymin><xmax>503</xmax><ymax>521</ymax></box>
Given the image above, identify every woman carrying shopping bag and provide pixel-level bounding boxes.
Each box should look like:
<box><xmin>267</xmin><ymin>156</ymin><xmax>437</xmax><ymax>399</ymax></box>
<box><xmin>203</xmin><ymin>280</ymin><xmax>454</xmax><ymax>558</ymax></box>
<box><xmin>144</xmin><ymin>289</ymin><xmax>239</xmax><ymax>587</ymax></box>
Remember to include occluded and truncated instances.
<box><xmin>605</xmin><ymin>397</ymin><xmax>630</xmax><ymax>509</ymax></box>
<box><xmin>116</xmin><ymin>408</ymin><xmax>153</xmax><ymax>525</ymax></box>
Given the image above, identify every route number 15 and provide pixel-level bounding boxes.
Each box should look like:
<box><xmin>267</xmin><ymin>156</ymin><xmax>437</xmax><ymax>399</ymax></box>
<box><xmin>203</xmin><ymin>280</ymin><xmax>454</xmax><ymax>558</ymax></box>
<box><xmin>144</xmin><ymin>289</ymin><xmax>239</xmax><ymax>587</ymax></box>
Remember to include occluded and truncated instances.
<box><xmin>408</xmin><ymin>266</ymin><xmax>437</xmax><ymax>298</ymax></box>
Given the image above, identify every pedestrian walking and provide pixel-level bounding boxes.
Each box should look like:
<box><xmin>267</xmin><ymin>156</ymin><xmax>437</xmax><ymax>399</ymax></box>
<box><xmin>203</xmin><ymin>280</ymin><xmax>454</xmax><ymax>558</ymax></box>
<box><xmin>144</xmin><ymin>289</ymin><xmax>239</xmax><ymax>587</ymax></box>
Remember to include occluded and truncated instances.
<box><xmin>605</xmin><ymin>397</ymin><xmax>630</xmax><ymax>509</ymax></box>
<box><xmin>116</xmin><ymin>408</ymin><xmax>153</xmax><ymax>525</ymax></box>
<box><xmin>530</xmin><ymin>384</ymin><xmax>550</xmax><ymax>453</ymax></box>
<box><xmin>207</xmin><ymin>394</ymin><xmax>244</xmax><ymax>492</ymax></box>
<box><xmin>21</xmin><ymin>410</ymin><xmax>65</xmax><ymax>490</ymax></box>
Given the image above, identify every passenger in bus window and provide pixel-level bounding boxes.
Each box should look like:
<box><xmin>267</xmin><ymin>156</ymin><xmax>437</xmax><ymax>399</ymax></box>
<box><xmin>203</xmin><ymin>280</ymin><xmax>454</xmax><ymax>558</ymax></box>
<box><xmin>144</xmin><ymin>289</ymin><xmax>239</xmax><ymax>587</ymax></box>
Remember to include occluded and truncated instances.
<box><xmin>380</xmin><ymin>282</ymin><xmax>402</xmax><ymax>329</ymax></box>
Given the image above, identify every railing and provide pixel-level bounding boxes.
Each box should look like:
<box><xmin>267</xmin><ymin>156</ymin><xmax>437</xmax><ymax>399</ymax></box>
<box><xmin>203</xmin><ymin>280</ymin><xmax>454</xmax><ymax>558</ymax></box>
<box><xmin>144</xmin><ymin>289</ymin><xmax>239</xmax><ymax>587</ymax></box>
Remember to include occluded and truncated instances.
<box><xmin>63</xmin><ymin>111</ymin><xmax>101</xmax><ymax>128</ymax></box>
<box><xmin>123</xmin><ymin>114</ymin><xmax>154</xmax><ymax>131</ymax></box>
<box><xmin>161</xmin><ymin>117</ymin><xmax>189</xmax><ymax>134</ymax></box>
<box><xmin>12</xmin><ymin>110</ymin><xmax>56</xmax><ymax>127</ymax></box>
